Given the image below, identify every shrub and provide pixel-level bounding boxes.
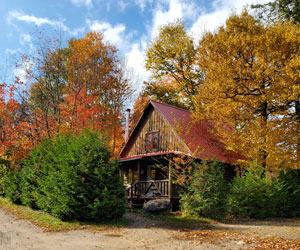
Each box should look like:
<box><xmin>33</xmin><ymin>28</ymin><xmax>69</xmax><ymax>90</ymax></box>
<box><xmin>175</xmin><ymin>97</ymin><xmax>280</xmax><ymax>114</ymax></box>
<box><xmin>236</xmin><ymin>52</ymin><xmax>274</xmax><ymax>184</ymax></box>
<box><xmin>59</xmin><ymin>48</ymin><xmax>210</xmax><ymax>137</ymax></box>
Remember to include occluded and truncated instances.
<box><xmin>19</xmin><ymin>138</ymin><xmax>55</xmax><ymax>210</ymax></box>
<box><xmin>180</xmin><ymin>161</ymin><xmax>227</xmax><ymax>220</ymax></box>
<box><xmin>272</xmin><ymin>169</ymin><xmax>300</xmax><ymax>217</ymax></box>
<box><xmin>226</xmin><ymin>163</ymin><xmax>275</xmax><ymax>219</ymax></box>
<box><xmin>6</xmin><ymin>130</ymin><xmax>126</xmax><ymax>221</ymax></box>
<box><xmin>5</xmin><ymin>169</ymin><xmax>22</xmax><ymax>204</ymax></box>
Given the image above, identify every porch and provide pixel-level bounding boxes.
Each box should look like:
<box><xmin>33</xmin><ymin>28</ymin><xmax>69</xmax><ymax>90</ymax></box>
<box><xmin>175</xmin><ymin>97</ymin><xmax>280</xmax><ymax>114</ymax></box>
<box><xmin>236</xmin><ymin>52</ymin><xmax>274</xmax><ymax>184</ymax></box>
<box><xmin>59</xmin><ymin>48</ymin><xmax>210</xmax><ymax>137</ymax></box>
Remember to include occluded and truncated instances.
<box><xmin>119</xmin><ymin>154</ymin><xmax>181</xmax><ymax>208</ymax></box>
<box><xmin>126</xmin><ymin>179</ymin><xmax>180</xmax><ymax>208</ymax></box>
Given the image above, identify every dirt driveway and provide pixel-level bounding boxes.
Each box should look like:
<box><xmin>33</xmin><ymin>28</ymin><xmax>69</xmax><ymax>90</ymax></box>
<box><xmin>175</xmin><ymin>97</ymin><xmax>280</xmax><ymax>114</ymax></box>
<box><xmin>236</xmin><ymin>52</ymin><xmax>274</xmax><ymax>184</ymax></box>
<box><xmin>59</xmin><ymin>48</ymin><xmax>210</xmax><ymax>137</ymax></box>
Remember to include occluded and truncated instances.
<box><xmin>1</xmin><ymin>208</ymin><xmax>300</xmax><ymax>250</ymax></box>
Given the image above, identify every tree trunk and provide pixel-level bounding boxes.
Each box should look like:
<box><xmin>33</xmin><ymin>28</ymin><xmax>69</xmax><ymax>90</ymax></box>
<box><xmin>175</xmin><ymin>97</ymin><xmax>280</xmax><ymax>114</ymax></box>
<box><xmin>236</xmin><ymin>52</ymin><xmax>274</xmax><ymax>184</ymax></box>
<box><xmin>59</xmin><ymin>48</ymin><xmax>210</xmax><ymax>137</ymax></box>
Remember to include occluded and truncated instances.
<box><xmin>260</xmin><ymin>101</ymin><xmax>268</xmax><ymax>169</ymax></box>
<box><xmin>295</xmin><ymin>100</ymin><xmax>300</xmax><ymax>167</ymax></box>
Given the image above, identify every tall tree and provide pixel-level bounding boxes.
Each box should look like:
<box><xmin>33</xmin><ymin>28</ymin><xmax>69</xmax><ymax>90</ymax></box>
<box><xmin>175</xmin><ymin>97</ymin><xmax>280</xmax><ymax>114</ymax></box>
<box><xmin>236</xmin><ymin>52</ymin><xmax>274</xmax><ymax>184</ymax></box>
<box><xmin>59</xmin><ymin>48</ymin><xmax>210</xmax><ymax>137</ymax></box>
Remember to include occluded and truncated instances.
<box><xmin>63</xmin><ymin>32</ymin><xmax>132</xmax><ymax>155</ymax></box>
<box><xmin>10</xmin><ymin>32</ymin><xmax>68</xmax><ymax>153</ymax></box>
<box><xmin>252</xmin><ymin>0</ymin><xmax>300</xmax><ymax>168</ymax></box>
<box><xmin>194</xmin><ymin>11</ymin><xmax>300</xmax><ymax>169</ymax></box>
<box><xmin>145</xmin><ymin>21</ymin><xmax>203</xmax><ymax>109</ymax></box>
<box><xmin>29</xmin><ymin>41</ymin><xmax>67</xmax><ymax>139</ymax></box>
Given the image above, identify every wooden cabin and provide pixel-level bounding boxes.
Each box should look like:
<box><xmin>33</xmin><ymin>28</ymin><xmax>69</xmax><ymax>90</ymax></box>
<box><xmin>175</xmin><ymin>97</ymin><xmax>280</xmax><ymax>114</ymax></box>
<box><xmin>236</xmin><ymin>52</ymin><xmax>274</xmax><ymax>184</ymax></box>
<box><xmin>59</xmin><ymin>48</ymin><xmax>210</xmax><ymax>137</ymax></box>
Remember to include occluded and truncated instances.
<box><xmin>118</xmin><ymin>100</ymin><xmax>241</xmax><ymax>208</ymax></box>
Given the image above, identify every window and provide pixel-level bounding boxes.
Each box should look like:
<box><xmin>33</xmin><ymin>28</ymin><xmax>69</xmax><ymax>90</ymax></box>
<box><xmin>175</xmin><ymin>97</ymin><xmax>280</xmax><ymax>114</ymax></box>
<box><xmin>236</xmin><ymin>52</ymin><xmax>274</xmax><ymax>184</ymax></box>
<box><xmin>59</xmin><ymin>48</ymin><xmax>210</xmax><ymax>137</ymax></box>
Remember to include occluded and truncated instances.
<box><xmin>145</xmin><ymin>131</ymin><xmax>159</xmax><ymax>152</ymax></box>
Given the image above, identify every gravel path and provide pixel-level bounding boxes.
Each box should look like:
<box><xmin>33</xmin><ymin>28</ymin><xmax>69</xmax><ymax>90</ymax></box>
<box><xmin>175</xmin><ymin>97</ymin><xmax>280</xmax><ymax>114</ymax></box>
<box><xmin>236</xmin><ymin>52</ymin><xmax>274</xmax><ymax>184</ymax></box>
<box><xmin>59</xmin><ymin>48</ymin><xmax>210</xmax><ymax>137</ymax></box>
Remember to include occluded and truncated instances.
<box><xmin>0</xmin><ymin>208</ymin><xmax>300</xmax><ymax>250</ymax></box>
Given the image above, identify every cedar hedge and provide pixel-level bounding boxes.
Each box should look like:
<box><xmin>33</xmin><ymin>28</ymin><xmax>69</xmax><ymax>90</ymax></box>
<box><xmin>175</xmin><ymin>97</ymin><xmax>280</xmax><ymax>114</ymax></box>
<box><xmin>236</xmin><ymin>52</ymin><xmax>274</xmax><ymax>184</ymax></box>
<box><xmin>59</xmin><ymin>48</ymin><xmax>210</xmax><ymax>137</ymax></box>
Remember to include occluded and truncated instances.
<box><xmin>180</xmin><ymin>161</ymin><xmax>300</xmax><ymax>220</ymax></box>
<box><xmin>5</xmin><ymin>130</ymin><xmax>126</xmax><ymax>221</ymax></box>
<box><xmin>180</xmin><ymin>161</ymin><xmax>227</xmax><ymax>220</ymax></box>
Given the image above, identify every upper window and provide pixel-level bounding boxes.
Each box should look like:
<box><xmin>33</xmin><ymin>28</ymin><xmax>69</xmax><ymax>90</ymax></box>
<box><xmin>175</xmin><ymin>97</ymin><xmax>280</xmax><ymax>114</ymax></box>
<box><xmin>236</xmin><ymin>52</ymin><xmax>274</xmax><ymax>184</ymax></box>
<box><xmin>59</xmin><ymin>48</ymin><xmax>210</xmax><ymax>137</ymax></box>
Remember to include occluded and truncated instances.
<box><xmin>145</xmin><ymin>131</ymin><xmax>159</xmax><ymax>152</ymax></box>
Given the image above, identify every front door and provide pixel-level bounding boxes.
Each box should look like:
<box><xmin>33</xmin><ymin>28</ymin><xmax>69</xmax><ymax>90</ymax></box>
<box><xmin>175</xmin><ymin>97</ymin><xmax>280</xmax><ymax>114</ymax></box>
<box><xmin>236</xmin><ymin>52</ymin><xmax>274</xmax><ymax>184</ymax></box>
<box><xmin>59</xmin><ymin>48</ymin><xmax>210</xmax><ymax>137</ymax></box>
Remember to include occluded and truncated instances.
<box><xmin>139</xmin><ymin>165</ymin><xmax>147</xmax><ymax>181</ymax></box>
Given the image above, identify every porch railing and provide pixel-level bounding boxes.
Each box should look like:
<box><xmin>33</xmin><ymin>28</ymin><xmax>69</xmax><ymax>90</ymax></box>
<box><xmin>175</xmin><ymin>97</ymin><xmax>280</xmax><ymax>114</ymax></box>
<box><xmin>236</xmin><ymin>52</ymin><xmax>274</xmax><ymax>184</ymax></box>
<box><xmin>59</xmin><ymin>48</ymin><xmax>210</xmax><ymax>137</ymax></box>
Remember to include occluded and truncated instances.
<box><xmin>126</xmin><ymin>180</ymin><xmax>169</xmax><ymax>197</ymax></box>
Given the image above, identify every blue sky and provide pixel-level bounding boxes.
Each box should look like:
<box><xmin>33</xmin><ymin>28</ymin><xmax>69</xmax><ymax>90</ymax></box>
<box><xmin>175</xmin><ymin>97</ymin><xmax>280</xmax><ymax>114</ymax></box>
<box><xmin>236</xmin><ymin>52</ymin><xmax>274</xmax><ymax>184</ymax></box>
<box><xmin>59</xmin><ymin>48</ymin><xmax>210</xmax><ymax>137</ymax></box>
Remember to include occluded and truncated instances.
<box><xmin>1</xmin><ymin>0</ymin><xmax>268</xmax><ymax>93</ymax></box>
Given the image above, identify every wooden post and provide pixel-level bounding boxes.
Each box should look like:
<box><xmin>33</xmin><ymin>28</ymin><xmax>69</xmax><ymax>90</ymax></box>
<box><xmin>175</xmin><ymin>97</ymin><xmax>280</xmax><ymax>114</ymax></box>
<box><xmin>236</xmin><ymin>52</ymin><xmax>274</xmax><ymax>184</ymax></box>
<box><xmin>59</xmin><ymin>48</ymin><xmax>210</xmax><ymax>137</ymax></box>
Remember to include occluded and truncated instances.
<box><xmin>119</xmin><ymin>165</ymin><xmax>123</xmax><ymax>178</ymax></box>
<box><xmin>147</xmin><ymin>165</ymin><xmax>151</xmax><ymax>181</ymax></box>
<box><xmin>120</xmin><ymin>165</ymin><xmax>124</xmax><ymax>183</ymax></box>
<box><xmin>131</xmin><ymin>168</ymin><xmax>134</xmax><ymax>185</ymax></box>
<box><xmin>168</xmin><ymin>161</ymin><xmax>172</xmax><ymax>199</ymax></box>
<box><xmin>137</xmin><ymin>161</ymin><xmax>141</xmax><ymax>181</ymax></box>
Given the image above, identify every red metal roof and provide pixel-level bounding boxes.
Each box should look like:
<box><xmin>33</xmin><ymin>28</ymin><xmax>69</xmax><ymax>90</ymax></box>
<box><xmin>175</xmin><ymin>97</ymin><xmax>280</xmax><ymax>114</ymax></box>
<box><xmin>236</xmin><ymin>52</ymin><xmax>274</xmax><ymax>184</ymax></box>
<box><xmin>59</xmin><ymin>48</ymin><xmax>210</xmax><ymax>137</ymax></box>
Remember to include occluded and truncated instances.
<box><xmin>119</xmin><ymin>100</ymin><xmax>242</xmax><ymax>164</ymax></box>
<box><xmin>150</xmin><ymin>100</ymin><xmax>241</xmax><ymax>164</ymax></box>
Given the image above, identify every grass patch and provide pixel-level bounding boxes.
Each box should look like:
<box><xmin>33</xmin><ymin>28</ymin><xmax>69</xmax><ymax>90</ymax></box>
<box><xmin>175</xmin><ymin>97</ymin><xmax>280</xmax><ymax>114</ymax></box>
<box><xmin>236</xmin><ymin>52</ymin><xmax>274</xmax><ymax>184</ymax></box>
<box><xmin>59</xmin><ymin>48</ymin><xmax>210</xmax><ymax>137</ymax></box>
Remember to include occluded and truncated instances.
<box><xmin>134</xmin><ymin>209</ymin><xmax>214</xmax><ymax>229</ymax></box>
<box><xmin>0</xmin><ymin>196</ymin><xmax>131</xmax><ymax>232</ymax></box>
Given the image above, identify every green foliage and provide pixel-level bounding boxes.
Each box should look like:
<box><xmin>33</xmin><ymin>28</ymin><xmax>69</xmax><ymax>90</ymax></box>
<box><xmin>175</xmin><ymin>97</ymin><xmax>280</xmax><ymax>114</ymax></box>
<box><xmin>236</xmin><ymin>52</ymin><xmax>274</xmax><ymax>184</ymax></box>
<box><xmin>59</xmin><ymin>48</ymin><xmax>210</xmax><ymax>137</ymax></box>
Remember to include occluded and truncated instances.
<box><xmin>178</xmin><ymin>159</ymin><xmax>300</xmax><ymax>220</ymax></box>
<box><xmin>272</xmin><ymin>169</ymin><xmax>300</xmax><ymax>217</ymax></box>
<box><xmin>5</xmin><ymin>130</ymin><xmax>126</xmax><ymax>221</ymax></box>
<box><xmin>227</xmin><ymin>165</ymin><xmax>300</xmax><ymax>219</ymax></box>
<box><xmin>180</xmin><ymin>161</ymin><xmax>227</xmax><ymax>220</ymax></box>
<box><xmin>226</xmin><ymin>163</ymin><xmax>276</xmax><ymax>219</ymax></box>
<box><xmin>5</xmin><ymin>169</ymin><xmax>22</xmax><ymax>204</ymax></box>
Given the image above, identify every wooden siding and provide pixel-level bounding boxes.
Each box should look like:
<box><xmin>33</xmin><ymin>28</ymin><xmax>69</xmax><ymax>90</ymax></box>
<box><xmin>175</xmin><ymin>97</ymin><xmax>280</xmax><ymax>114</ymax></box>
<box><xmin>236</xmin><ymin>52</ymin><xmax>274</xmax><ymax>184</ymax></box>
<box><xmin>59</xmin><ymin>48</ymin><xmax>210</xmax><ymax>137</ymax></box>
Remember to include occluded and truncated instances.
<box><xmin>127</xmin><ymin>107</ymin><xmax>189</xmax><ymax>157</ymax></box>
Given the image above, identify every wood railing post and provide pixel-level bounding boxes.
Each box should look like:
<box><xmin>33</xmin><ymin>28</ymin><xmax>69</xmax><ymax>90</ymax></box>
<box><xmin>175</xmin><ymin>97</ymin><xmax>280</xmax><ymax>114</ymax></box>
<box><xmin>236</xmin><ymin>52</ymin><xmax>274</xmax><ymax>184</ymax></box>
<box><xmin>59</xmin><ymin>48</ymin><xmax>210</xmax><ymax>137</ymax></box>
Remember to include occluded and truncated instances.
<box><xmin>137</xmin><ymin>161</ymin><xmax>140</xmax><ymax>181</ymax></box>
<box><xmin>131</xmin><ymin>169</ymin><xmax>134</xmax><ymax>185</ymax></box>
<box><xmin>168</xmin><ymin>162</ymin><xmax>172</xmax><ymax>199</ymax></box>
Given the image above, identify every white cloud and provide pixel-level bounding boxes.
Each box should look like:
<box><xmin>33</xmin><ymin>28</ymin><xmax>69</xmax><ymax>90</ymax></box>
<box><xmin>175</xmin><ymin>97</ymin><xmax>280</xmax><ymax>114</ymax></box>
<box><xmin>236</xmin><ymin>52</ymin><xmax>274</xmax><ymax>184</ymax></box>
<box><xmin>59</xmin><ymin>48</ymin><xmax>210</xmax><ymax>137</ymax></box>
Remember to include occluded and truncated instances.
<box><xmin>69</xmin><ymin>26</ymin><xmax>86</xmax><ymax>37</ymax></box>
<box><xmin>125</xmin><ymin>41</ymin><xmax>150</xmax><ymax>92</ymax></box>
<box><xmin>147</xmin><ymin>0</ymin><xmax>270</xmax><ymax>42</ymax></box>
<box><xmin>150</xmin><ymin>0</ymin><xmax>184</xmax><ymax>39</ymax></box>
<box><xmin>87</xmin><ymin>19</ymin><xmax>127</xmax><ymax>48</ymax></box>
<box><xmin>70</xmin><ymin>0</ymin><xmax>93</xmax><ymax>8</ymax></box>
<box><xmin>7</xmin><ymin>10</ymin><xmax>68</xmax><ymax>32</ymax></box>
<box><xmin>7</xmin><ymin>9</ymin><xmax>85</xmax><ymax>38</ymax></box>
<box><xmin>19</xmin><ymin>33</ymin><xmax>34</xmax><ymax>51</ymax></box>
<box><xmin>190</xmin><ymin>9</ymin><xmax>230</xmax><ymax>39</ymax></box>
<box><xmin>190</xmin><ymin>0</ymin><xmax>270</xmax><ymax>40</ymax></box>
<box><xmin>147</xmin><ymin>0</ymin><xmax>201</xmax><ymax>39</ymax></box>
<box><xmin>13</xmin><ymin>59</ymin><xmax>34</xmax><ymax>84</ymax></box>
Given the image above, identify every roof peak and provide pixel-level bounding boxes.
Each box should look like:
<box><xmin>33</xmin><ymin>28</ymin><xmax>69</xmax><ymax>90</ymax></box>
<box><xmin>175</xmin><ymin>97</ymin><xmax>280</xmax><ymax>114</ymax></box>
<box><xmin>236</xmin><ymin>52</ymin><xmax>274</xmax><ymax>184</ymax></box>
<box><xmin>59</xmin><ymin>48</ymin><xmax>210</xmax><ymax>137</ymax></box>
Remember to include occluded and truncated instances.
<box><xmin>150</xmin><ymin>99</ymin><xmax>190</xmax><ymax>113</ymax></box>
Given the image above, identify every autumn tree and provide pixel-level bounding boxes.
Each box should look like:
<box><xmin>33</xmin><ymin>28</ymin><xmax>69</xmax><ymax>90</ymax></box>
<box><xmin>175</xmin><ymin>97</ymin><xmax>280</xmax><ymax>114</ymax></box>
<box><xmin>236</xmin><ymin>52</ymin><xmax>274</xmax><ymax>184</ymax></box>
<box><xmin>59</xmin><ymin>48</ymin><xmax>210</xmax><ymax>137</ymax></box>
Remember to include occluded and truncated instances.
<box><xmin>194</xmin><ymin>11</ymin><xmax>300</xmax><ymax>169</ymax></box>
<box><xmin>0</xmin><ymin>31</ymin><xmax>70</xmax><ymax>162</ymax></box>
<box><xmin>1</xmin><ymin>31</ymin><xmax>133</xmax><ymax>162</ymax></box>
<box><xmin>29</xmin><ymin>35</ymin><xmax>67</xmax><ymax>139</ymax></box>
<box><xmin>0</xmin><ymin>84</ymin><xmax>17</xmax><ymax>157</ymax></box>
<box><xmin>129</xmin><ymin>93</ymin><xmax>150</xmax><ymax>131</ymax></box>
<box><xmin>27</xmin><ymin>31</ymin><xmax>133</xmax><ymax>156</ymax></box>
<box><xmin>63</xmin><ymin>32</ymin><xmax>132</xmax><ymax>154</ymax></box>
<box><xmin>145</xmin><ymin>21</ymin><xmax>203</xmax><ymax>109</ymax></box>
<box><xmin>252</xmin><ymin>0</ymin><xmax>300</xmax><ymax>167</ymax></box>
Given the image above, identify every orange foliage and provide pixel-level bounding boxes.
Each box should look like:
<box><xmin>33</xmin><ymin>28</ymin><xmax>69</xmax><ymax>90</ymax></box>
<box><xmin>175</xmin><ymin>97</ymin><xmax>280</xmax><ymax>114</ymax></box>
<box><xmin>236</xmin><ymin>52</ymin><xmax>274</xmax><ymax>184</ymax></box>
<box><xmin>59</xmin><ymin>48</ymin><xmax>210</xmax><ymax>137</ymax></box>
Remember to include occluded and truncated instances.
<box><xmin>1</xmin><ymin>31</ymin><xmax>132</xmax><ymax>162</ymax></box>
<box><xmin>130</xmin><ymin>94</ymin><xmax>150</xmax><ymax>131</ymax></box>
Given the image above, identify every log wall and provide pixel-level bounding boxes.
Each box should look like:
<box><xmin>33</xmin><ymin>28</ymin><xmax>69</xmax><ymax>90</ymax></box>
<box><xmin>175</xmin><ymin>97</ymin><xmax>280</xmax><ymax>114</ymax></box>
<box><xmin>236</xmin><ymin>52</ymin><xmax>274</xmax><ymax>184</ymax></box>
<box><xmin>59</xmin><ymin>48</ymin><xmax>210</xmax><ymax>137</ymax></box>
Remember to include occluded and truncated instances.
<box><xmin>127</xmin><ymin>107</ymin><xmax>189</xmax><ymax>157</ymax></box>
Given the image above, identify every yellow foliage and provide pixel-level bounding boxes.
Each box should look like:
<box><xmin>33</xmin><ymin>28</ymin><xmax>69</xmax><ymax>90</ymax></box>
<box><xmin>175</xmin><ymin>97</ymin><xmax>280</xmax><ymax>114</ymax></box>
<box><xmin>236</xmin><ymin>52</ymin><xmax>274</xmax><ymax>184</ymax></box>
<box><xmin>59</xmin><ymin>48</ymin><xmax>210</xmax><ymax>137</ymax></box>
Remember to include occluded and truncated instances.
<box><xmin>145</xmin><ymin>21</ymin><xmax>203</xmax><ymax>109</ymax></box>
<box><xmin>194</xmin><ymin>11</ymin><xmax>300</xmax><ymax>170</ymax></box>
